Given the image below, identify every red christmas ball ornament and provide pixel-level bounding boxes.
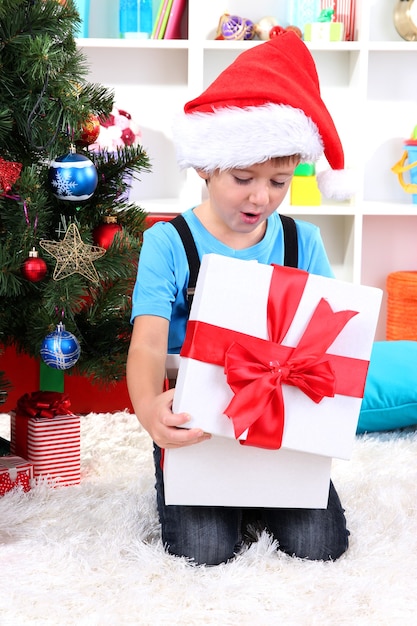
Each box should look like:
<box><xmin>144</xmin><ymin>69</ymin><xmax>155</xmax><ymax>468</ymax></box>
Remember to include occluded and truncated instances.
<box><xmin>78</xmin><ymin>114</ymin><xmax>101</xmax><ymax>146</ymax></box>
<box><xmin>92</xmin><ymin>216</ymin><xmax>123</xmax><ymax>249</ymax></box>
<box><xmin>22</xmin><ymin>248</ymin><xmax>47</xmax><ymax>282</ymax></box>
<box><xmin>269</xmin><ymin>25</ymin><xmax>286</xmax><ymax>38</ymax></box>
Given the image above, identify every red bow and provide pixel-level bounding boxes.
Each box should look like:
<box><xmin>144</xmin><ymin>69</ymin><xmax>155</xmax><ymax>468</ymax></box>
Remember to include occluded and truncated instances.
<box><xmin>15</xmin><ymin>391</ymin><xmax>72</xmax><ymax>419</ymax></box>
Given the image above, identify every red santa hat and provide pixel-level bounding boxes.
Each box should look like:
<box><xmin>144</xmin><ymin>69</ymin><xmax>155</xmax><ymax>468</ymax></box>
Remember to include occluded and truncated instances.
<box><xmin>172</xmin><ymin>31</ymin><xmax>354</xmax><ymax>201</ymax></box>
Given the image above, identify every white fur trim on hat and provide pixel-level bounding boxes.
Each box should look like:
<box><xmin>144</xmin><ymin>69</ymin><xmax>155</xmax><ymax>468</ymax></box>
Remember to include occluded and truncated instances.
<box><xmin>317</xmin><ymin>168</ymin><xmax>357</xmax><ymax>201</ymax></box>
<box><xmin>173</xmin><ymin>103</ymin><xmax>323</xmax><ymax>172</ymax></box>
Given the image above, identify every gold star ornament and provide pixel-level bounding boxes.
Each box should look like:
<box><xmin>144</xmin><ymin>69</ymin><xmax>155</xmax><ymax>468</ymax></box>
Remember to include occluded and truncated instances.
<box><xmin>40</xmin><ymin>223</ymin><xmax>106</xmax><ymax>283</ymax></box>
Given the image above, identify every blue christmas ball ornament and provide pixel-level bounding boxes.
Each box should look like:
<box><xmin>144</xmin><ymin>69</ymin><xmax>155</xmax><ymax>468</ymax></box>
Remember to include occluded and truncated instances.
<box><xmin>48</xmin><ymin>146</ymin><xmax>98</xmax><ymax>201</ymax></box>
<box><xmin>40</xmin><ymin>323</ymin><xmax>81</xmax><ymax>370</ymax></box>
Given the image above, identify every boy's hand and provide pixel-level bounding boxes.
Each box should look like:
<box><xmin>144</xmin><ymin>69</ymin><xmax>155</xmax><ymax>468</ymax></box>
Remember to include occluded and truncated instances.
<box><xmin>141</xmin><ymin>388</ymin><xmax>211</xmax><ymax>449</ymax></box>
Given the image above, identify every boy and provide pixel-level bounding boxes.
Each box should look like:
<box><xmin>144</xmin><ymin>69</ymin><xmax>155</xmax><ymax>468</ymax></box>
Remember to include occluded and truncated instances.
<box><xmin>127</xmin><ymin>31</ymin><xmax>352</xmax><ymax>566</ymax></box>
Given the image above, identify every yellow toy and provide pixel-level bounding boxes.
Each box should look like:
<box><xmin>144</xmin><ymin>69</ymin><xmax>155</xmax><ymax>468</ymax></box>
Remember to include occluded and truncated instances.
<box><xmin>290</xmin><ymin>163</ymin><xmax>322</xmax><ymax>206</ymax></box>
<box><xmin>392</xmin><ymin>125</ymin><xmax>417</xmax><ymax>203</ymax></box>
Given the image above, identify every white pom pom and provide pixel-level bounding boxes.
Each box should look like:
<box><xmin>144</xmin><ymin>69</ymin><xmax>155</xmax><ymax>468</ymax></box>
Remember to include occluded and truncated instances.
<box><xmin>316</xmin><ymin>168</ymin><xmax>356</xmax><ymax>201</ymax></box>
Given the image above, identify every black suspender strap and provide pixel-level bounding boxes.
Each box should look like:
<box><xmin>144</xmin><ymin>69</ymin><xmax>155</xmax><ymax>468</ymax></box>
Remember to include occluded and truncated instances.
<box><xmin>170</xmin><ymin>214</ymin><xmax>201</xmax><ymax>304</ymax></box>
<box><xmin>170</xmin><ymin>213</ymin><xmax>298</xmax><ymax>312</ymax></box>
<box><xmin>280</xmin><ymin>214</ymin><xmax>299</xmax><ymax>269</ymax></box>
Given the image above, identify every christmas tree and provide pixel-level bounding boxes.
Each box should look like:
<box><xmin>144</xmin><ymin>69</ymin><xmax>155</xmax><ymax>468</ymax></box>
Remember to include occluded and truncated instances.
<box><xmin>0</xmin><ymin>0</ymin><xmax>150</xmax><ymax>390</ymax></box>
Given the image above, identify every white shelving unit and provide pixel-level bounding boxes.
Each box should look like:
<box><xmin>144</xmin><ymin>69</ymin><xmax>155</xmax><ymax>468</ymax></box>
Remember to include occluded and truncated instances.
<box><xmin>78</xmin><ymin>0</ymin><xmax>417</xmax><ymax>340</ymax></box>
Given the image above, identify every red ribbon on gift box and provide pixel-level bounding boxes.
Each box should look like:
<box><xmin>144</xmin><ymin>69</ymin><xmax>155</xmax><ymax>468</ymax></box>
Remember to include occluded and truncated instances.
<box><xmin>0</xmin><ymin>470</ymin><xmax>31</xmax><ymax>496</ymax></box>
<box><xmin>0</xmin><ymin>456</ymin><xmax>32</xmax><ymax>496</ymax></box>
<box><xmin>181</xmin><ymin>264</ymin><xmax>369</xmax><ymax>449</ymax></box>
<box><xmin>12</xmin><ymin>391</ymin><xmax>73</xmax><ymax>458</ymax></box>
<box><xmin>16</xmin><ymin>391</ymin><xmax>72</xmax><ymax>419</ymax></box>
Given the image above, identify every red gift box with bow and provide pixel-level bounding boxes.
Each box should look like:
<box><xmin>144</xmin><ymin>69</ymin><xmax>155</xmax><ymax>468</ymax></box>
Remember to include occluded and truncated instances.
<box><xmin>0</xmin><ymin>456</ymin><xmax>33</xmax><ymax>496</ymax></box>
<box><xmin>164</xmin><ymin>254</ymin><xmax>382</xmax><ymax>507</ymax></box>
<box><xmin>10</xmin><ymin>391</ymin><xmax>80</xmax><ymax>486</ymax></box>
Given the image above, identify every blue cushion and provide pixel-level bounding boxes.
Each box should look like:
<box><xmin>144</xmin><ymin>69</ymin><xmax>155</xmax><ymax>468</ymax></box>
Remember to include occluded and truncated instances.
<box><xmin>357</xmin><ymin>341</ymin><xmax>417</xmax><ymax>433</ymax></box>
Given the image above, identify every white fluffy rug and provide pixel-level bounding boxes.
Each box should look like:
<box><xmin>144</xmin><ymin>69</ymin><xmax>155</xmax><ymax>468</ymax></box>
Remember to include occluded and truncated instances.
<box><xmin>0</xmin><ymin>411</ymin><xmax>416</xmax><ymax>626</ymax></box>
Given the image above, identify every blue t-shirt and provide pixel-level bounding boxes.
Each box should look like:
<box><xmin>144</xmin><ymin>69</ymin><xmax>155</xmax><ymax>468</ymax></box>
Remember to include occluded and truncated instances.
<box><xmin>131</xmin><ymin>209</ymin><xmax>334</xmax><ymax>353</ymax></box>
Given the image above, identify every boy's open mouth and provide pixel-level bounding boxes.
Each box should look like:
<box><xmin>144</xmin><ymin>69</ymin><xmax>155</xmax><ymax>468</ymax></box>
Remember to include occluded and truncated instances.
<box><xmin>241</xmin><ymin>211</ymin><xmax>260</xmax><ymax>224</ymax></box>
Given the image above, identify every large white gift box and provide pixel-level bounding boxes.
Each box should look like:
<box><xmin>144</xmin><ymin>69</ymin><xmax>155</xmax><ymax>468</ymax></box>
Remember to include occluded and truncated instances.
<box><xmin>164</xmin><ymin>437</ymin><xmax>333</xmax><ymax>508</ymax></box>
<box><xmin>164</xmin><ymin>254</ymin><xmax>382</xmax><ymax>508</ymax></box>
<box><xmin>172</xmin><ymin>254</ymin><xmax>382</xmax><ymax>460</ymax></box>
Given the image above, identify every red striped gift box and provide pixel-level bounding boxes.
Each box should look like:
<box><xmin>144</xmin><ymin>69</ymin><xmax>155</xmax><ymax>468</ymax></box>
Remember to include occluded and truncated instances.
<box><xmin>11</xmin><ymin>413</ymin><xmax>80</xmax><ymax>486</ymax></box>
<box><xmin>321</xmin><ymin>0</ymin><xmax>357</xmax><ymax>41</ymax></box>
<box><xmin>10</xmin><ymin>392</ymin><xmax>81</xmax><ymax>487</ymax></box>
<box><xmin>0</xmin><ymin>456</ymin><xmax>33</xmax><ymax>496</ymax></box>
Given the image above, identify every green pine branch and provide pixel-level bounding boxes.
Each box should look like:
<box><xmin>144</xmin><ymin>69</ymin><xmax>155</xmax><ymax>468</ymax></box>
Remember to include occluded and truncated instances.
<box><xmin>0</xmin><ymin>0</ymin><xmax>151</xmax><ymax>385</ymax></box>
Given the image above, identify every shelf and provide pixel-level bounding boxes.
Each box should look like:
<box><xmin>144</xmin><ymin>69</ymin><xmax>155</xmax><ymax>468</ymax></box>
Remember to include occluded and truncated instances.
<box><xmin>76</xmin><ymin>38</ymin><xmax>362</xmax><ymax>53</ymax></box>
<box><xmin>362</xmin><ymin>201</ymin><xmax>417</xmax><ymax>216</ymax></box>
<box><xmin>287</xmin><ymin>203</ymin><xmax>356</xmax><ymax>216</ymax></box>
<box><xmin>77</xmin><ymin>37</ymin><xmax>189</xmax><ymax>49</ymax></box>
<box><xmin>367</xmin><ymin>41</ymin><xmax>417</xmax><ymax>51</ymax></box>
